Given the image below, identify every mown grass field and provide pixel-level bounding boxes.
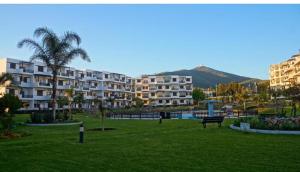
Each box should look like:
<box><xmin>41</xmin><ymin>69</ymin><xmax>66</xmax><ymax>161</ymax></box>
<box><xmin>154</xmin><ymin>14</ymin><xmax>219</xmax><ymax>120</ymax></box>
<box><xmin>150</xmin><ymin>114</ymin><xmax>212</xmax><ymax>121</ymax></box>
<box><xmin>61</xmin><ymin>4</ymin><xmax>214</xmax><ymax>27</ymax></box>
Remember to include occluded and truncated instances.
<box><xmin>1</xmin><ymin>114</ymin><xmax>300</xmax><ymax>172</ymax></box>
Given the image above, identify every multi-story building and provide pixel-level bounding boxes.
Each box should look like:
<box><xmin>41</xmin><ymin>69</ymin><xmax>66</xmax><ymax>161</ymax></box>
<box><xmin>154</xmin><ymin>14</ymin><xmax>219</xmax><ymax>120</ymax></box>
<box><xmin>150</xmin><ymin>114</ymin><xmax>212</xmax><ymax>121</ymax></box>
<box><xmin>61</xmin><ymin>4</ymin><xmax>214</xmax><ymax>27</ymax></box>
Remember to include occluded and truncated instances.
<box><xmin>134</xmin><ymin>75</ymin><xmax>193</xmax><ymax>106</ymax></box>
<box><xmin>0</xmin><ymin>58</ymin><xmax>134</xmax><ymax>110</ymax></box>
<box><xmin>269</xmin><ymin>52</ymin><xmax>300</xmax><ymax>89</ymax></box>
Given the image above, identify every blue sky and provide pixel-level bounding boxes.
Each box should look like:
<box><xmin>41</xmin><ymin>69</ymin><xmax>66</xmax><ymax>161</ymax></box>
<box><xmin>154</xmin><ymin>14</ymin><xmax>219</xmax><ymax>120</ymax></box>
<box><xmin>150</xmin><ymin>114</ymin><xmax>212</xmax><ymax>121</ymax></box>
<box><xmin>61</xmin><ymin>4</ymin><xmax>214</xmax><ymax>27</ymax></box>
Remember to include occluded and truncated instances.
<box><xmin>0</xmin><ymin>5</ymin><xmax>300</xmax><ymax>79</ymax></box>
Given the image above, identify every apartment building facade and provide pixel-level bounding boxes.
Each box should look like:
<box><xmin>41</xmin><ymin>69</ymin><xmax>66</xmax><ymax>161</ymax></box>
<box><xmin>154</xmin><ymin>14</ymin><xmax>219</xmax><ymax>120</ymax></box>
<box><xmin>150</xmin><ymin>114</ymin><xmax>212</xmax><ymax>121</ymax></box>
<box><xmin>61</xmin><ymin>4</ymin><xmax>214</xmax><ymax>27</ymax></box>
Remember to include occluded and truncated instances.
<box><xmin>269</xmin><ymin>53</ymin><xmax>300</xmax><ymax>89</ymax></box>
<box><xmin>0</xmin><ymin>58</ymin><xmax>135</xmax><ymax>110</ymax></box>
<box><xmin>134</xmin><ymin>75</ymin><xmax>193</xmax><ymax>106</ymax></box>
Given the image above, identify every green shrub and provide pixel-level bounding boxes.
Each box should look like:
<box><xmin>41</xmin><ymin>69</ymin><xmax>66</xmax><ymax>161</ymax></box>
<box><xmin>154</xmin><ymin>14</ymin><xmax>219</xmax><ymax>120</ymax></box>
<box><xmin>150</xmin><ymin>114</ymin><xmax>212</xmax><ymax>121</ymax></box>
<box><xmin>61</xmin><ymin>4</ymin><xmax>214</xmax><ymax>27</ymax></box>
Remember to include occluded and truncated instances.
<box><xmin>30</xmin><ymin>113</ymin><xmax>43</xmax><ymax>123</ymax></box>
<box><xmin>43</xmin><ymin>113</ymin><xmax>54</xmax><ymax>123</ymax></box>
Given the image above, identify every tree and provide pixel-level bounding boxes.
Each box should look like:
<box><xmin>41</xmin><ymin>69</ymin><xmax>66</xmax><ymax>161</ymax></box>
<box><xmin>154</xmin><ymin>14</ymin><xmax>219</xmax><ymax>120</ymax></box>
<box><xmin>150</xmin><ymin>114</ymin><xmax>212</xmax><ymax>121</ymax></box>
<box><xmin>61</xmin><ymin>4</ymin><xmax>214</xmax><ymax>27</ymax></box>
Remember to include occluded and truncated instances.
<box><xmin>106</xmin><ymin>97</ymin><xmax>115</xmax><ymax>109</ymax></box>
<box><xmin>73</xmin><ymin>92</ymin><xmax>84</xmax><ymax>111</ymax></box>
<box><xmin>57</xmin><ymin>96</ymin><xmax>68</xmax><ymax>110</ymax></box>
<box><xmin>269</xmin><ymin>88</ymin><xmax>283</xmax><ymax>114</ymax></box>
<box><xmin>64</xmin><ymin>88</ymin><xmax>74</xmax><ymax>119</ymax></box>
<box><xmin>18</xmin><ymin>27</ymin><xmax>90</xmax><ymax>120</ymax></box>
<box><xmin>0</xmin><ymin>93</ymin><xmax>22</xmax><ymax>134</ymax></box>
<box><xmin>283</xmin><ymin>85</ymin><xmax>300</xmax><ymax>116</ymax></box>
<box><xmin>235</xmin><ymin>88</ymin><xmax>250</xmax><ymax>111</ymax></box>
<box><xmin>192</xmin><ymin>88</ymin><xmax>205</xmax><ymax>105</ymax></box>
<box><xmin>133</xmin><ymin>97</ymin><xmax>144</xmax><ymax>108</ymax></box>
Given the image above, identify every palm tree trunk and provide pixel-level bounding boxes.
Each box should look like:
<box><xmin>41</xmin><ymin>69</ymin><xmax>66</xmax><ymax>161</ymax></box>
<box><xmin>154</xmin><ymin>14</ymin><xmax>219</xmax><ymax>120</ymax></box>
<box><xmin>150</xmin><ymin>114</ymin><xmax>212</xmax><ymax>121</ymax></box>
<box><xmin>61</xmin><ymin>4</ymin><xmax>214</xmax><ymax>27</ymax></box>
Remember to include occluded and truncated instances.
<box><xmin>101</xmin><ymin>112</ymin><xmax>104</xmax><ymax>131</ymax></box>
<box><xmin>52</xmin><ymin>72</ymin><xmax>58</xmax><ymax>121</ymax></box>
<box><xmin>69</xmin><ymin>101</ymin><xmax>72</xmax><ymax>120</ymax></box>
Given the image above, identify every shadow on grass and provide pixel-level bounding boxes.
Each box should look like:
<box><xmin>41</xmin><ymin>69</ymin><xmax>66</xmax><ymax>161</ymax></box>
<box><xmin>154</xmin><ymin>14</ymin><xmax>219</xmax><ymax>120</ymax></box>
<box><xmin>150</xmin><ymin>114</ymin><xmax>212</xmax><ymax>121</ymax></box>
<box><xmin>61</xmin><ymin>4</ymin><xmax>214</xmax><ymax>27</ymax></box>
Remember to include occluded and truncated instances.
<box><xmin>87</xmin><ymin>127</ymin><xmax>116</xmax><ymax>132</ymax></box>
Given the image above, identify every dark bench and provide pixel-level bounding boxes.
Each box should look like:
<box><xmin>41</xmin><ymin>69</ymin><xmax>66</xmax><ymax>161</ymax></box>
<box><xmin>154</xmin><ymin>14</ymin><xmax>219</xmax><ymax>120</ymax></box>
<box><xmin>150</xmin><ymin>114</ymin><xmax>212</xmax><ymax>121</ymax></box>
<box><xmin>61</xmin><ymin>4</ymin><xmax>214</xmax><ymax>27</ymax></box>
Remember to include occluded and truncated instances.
<box><xmin>202</xmin><ymin>116</ymin><xmax>224</xmax><ymax>128</ymax></box>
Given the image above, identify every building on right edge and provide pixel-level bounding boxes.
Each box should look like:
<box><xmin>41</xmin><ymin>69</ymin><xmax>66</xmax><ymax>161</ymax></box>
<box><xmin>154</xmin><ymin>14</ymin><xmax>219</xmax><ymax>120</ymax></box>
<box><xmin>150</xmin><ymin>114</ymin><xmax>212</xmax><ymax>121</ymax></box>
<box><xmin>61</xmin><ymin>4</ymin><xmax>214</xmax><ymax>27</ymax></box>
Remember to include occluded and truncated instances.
<box><xmin>269</xmin><ymin>52</ymin><xmax>300</xmax><ymax>89</ymax></box>
<box><xmin>134</xmin><ymin>75</ymin><xmax>193</xmax><ymax>106</ymax></box>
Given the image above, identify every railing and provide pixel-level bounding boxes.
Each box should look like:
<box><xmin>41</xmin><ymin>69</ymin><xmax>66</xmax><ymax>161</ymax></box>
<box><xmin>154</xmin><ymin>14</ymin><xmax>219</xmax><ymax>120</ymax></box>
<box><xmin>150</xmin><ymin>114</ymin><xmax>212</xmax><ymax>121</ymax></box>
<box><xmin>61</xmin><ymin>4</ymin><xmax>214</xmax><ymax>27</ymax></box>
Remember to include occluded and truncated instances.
<box><xmin>21</xmin><ymin>95</ymin><xmax>33</xmax><ymax>98</ymax></box>
<box><xmin>39</xmin><ymin>82</ymin><xmax>51</xmax><ymax>86</ymax></box>
<box><xmin>22</xmin><ymin>68</ymin><xmax>34</xmax><ymax>73</ymax></box>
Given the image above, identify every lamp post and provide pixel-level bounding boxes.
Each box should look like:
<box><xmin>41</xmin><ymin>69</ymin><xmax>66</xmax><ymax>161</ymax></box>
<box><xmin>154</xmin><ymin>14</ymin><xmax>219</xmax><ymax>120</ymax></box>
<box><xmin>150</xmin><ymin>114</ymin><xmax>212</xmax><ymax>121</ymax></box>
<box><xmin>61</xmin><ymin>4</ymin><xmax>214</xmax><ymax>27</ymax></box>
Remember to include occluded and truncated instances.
<box><xmin>79</xmin><ymin>123</ymin><xmax>84</xmax><ymax>143</ymax></box>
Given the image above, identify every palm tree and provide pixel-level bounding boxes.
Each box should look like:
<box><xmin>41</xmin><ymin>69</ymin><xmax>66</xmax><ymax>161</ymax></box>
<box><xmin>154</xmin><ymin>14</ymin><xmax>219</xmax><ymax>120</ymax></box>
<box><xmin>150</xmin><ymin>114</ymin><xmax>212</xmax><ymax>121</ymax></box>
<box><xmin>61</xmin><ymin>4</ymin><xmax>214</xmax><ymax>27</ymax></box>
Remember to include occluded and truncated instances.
<box><xmin>18</xmin><ymin>27</ymin><xmax>90</xmax><ymax>120</ymax></box>
<box><xmin>64</xmin><ymin>88</ymin><xmax>74</xmax><ymax>119</ymax></box>
<box><xmin>0</xmin><ymin>73</ymin><xmax>13</xmax><ymax>87</ymax></box>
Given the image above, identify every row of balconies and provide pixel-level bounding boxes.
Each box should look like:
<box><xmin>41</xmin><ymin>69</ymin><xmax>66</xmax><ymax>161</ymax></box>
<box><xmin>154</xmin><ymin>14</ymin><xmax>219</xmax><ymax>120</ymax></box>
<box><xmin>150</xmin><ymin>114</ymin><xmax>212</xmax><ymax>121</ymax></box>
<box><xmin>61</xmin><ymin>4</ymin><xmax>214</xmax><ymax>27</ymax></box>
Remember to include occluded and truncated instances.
<box><xmin>136</xmin><ymin>86</ymin><xmax>192</xmax><ymax>92</ymax></box>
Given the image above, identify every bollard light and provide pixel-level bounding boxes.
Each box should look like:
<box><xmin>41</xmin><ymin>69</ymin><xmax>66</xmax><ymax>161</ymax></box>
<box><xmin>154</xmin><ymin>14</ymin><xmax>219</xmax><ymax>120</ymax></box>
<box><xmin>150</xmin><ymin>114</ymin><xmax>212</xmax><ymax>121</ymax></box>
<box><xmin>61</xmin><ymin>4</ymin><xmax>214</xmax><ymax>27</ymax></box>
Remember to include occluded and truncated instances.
<box><xmin>79</xmin><ymin>123</ymin><xmax>84</xmax><ymax>143</ymax></box>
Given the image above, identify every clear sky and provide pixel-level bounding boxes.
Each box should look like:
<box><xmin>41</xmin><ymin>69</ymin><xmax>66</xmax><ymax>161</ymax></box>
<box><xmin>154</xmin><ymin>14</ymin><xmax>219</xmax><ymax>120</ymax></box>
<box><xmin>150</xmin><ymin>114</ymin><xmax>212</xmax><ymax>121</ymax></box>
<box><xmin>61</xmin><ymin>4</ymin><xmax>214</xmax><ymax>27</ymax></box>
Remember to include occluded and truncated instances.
<box><xmin>0</xmin><ymin>4</ymin><xmax>300</xmax><ymax>79</ymax></box>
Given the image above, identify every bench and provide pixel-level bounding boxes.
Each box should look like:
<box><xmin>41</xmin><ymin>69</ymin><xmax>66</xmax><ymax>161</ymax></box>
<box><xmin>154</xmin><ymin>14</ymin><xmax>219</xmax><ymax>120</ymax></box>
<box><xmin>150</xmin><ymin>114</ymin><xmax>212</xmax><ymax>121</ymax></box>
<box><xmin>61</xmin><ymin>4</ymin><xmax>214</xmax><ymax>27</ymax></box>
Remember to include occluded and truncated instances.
<box><xmin>202</xmin><ymin>116</ymin><xmax>224</xmax><ymax>128</ymax></box>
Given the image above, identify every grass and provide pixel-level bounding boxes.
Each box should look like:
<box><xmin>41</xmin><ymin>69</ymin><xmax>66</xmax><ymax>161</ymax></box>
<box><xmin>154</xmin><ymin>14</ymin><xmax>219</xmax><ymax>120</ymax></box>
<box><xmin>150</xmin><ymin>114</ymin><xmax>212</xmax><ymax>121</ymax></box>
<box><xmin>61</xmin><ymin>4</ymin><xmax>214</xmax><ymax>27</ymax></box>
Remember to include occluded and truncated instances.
<box><xmin>1</xmin><ymin>114</ymin><xmax>300</xmax><ymax>172</ymax></box>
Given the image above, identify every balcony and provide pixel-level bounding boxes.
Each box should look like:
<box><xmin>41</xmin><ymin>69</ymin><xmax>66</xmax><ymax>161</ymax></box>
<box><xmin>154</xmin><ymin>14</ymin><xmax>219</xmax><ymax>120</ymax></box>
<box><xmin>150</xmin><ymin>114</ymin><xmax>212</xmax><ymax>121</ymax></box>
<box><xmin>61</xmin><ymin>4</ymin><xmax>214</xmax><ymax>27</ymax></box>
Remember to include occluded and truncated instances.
<box><xmin>20</xmin><ymin>94</ymin><xmax>33</xmax><ymax>99</ymax></box>
<box><xmin>38</xmin><ymin>82</ymin><xmax>51</xmax><ymax>87</ymax></box>
<box><xmin>57</xmin><ymin>85</ymin><xmax>71</xmax><ymax>89</ymax></box>
<box><xmin>20</xmin><ymin>82</ymin><xmax>35</xmax><ymax>87</ymax></box>
<box><xmin>21</xmin><ymin>68</ymin><xmax>34</xmax><ymax>73</ymax></box>
<box><xmin>82</xmin><ymin>87</ymin><xmax>90</xmax><ymax>91</ymax></box>
<box><xmin>171</xmin><ymin>87</ymin><xmax>179</xmax><ymax>90</ymax></box>
<box><xmin>34</xmin><ymin>95</ymin><xmax>51</xmax><ymax>100</ymax></box>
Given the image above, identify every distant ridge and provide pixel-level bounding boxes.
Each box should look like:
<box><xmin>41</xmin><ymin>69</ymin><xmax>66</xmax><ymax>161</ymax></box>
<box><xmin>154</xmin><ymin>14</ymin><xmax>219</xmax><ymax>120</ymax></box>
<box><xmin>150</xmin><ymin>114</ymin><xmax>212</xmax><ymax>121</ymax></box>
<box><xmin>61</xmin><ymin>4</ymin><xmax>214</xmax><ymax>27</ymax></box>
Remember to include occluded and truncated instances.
<box><xmin>158</xmin><ymin>66</ymin><xmax>260</xmax><ymax>88</ymax></box>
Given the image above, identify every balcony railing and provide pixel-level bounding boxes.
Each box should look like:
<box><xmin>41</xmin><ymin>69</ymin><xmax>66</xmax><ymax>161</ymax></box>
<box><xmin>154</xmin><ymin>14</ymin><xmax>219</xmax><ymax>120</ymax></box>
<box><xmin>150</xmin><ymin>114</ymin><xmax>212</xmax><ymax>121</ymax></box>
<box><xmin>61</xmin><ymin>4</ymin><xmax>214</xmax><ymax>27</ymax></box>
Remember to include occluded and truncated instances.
<box><xmin>39</xmin><ymin>82</ymin><xmax>51</xmax><ymax>87</ymax></box>
<box><xmin>21</xmin><ymin>68</ymin><xmax>34</xmax><ymax>73</ymax></box>
<box><xmin>21</xmin><ymin>95</ymin><xmax>33</xmax><ymax>98</ymax></box>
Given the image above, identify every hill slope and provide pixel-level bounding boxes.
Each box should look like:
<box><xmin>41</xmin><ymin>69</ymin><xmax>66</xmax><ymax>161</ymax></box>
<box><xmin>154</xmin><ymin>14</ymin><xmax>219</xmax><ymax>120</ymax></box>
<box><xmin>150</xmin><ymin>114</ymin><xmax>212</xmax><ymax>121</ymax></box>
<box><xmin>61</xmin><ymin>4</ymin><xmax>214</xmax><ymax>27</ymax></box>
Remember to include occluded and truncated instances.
<box><xmin>158</xmin><ymin>66</ymin><xmax>259</xmax><ymax>88</ymax></box>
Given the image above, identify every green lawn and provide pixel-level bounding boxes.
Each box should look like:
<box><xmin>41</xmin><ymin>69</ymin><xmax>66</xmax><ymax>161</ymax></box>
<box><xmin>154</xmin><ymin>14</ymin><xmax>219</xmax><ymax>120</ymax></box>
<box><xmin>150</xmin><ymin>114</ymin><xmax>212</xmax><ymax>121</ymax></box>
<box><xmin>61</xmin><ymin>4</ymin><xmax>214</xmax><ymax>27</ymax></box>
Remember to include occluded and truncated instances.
<box><xmin>1</xmin><ymin>114</ymin><xmax>300</xmax><ymax>172</ymax></box>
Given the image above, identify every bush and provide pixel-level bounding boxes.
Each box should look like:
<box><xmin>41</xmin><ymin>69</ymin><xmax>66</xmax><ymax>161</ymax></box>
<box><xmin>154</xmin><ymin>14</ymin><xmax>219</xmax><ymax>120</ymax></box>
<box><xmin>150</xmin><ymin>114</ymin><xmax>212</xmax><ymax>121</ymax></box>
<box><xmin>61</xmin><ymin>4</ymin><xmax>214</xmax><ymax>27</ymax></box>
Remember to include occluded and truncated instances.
<box><xmin>0</xmin><ymin>93</ymin><xmax>21</xmax><ymax>133</ymax></box>
<box><xmin>30</xmin><ymin>113</ymin><xmax>43</xmax><ymax>123</ymax></box>
<box><xmin>43</xmin><ymin>113</ymin><xmax>54</xmax><ymax>123</ymax></box>
<box><xmin>0</xmin><ymin>113</ymin><xmax>14</xmax><ymax>131</ymax></box>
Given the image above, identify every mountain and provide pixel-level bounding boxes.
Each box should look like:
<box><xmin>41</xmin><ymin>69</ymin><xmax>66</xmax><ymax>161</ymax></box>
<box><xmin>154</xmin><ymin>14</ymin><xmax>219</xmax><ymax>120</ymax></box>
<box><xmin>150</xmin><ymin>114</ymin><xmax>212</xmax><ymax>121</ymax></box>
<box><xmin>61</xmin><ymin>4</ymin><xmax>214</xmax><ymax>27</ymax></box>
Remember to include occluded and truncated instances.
<box><xmin>158</xmin><ymin>65</ymin><xmax>260</xmax><ymax>88</ymax></box>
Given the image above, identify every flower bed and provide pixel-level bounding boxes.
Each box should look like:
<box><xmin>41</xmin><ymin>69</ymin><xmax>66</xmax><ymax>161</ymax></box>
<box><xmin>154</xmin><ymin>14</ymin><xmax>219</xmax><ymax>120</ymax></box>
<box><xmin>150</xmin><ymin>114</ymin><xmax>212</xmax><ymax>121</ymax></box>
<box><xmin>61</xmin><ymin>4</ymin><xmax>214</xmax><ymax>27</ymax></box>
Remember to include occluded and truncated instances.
<box><xmin>233</xmin><ymin>116</ymin><xmax>300</xmax><ymax>131</ymax></box>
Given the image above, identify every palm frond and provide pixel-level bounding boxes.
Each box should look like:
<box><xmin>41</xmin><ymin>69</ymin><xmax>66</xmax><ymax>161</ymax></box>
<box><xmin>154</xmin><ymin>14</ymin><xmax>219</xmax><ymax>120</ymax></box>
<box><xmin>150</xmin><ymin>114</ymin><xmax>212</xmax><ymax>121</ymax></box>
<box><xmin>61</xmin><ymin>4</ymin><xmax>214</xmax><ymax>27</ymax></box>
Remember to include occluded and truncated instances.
<box><xmin>59</xmin><ymin>48</ymin><xmax>90</xmax><ymax>66</ymax></box>
<box><xmin>0</xmin><ymin>73</ymin><xmax>13</xmax><ymax>86</ymax></box>
<box><xmin>62</xmin><ymin>31</ymin><xmax>81</xmax><ymax>45</ymax></box>
<box><xmin>34</xmin><ymin>27</ymin><xmax>59</xmax><ymax>52</ymax></box>
<box><xmin>17</xmin><ymin>39</ymin><xmax>45</xmax><ymax>54</ymax></box>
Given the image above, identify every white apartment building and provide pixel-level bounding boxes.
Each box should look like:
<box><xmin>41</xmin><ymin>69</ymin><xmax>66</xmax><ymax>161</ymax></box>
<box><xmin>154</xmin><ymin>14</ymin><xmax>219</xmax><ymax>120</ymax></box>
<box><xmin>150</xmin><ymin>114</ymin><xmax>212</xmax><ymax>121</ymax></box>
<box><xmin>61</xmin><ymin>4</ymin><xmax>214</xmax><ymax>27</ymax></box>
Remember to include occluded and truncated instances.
<box><xmin>135</xmin><ymin>75</ymin><xmax>193</xmax><ymax>106</ymax></box>
<box><xmin>0</xmin><ymin>58</ymin><xmax>134</xmax><ymax>110</ymax></box>
<box><xmin>269</xmin><ymin>53</ymin><xmax>300</xmax><ymax>89</ymax></box>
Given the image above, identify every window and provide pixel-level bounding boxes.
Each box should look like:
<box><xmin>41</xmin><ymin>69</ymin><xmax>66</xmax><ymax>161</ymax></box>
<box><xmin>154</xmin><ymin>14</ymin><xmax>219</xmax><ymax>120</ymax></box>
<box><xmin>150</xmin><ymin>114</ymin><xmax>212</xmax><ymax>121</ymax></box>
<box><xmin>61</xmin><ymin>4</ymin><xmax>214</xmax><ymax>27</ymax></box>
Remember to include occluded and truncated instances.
<box><xmin>180</xmin><ymin>100</ymin><xmax>184</xmax><ymax>103</ymax></box>
<box><xmin>158</xmin><ymin>85</ymin><xmax>162</xmax><ymax>89</ymax></box>
<box><xmin>37</xmin><ymin>90</ymin><xmax>43</xmax><ymax>96</ymax></box>
<box><xmin>180</xmin><ymin>85</ymin><xmax>184</xmax><ymax>89</ymax></box>
<box><xmin>10</xmin><ymin>63</ymin><xmax>16</xmax><ymax>69</ymax></box>
<box><xmin>166</xmin><ymin>100</ymin><xmax>170</xmax><ymax>103</ymax></box>
<box><xmin>105</xmin><ymin>74</ymin><xmax>109</xmax><ymax>79</ymax></box>
<box><xmin>23</xmin><ymin>77</ymin><xmax>28</xmax><ymax>83</ymax></box>
<box><xmin>159</xmin><ymin>100</ymin><xmax>163</xmax><ymax>103</ymax></box>
<box><xmin>137</xmin><ymin>79</ymin><xmax>141</xmax><ymax>83</ymax></box>
<box><xmin>137</xmin><ymin>93</ymin><xmax>141</xmax><ymax>96</ymax></box>
<box><xmin>58</xmin><ymin>80</ymin><xmax>63</xmax><ymax>86</ymax></box>
<box><xmin>151</xmin><ymin>93</ymin><xmax>155</xmax><ymax>96</ymax></box>
<box><xmin>38</xmin><ymin>66</ymin><xmax>44</xmax><ymax>72</ymax></box>
<box><xmin>67</xmin><ymin>70</ymin><xmax>74</xmax><ymax>76</ymax></box>
<box><xmin>186</xmin><ymin>78</ymin><xmax>191</xmax><ymax>82</ymax></box>
<box><xmin>172</xmin><ymin>78</ymin><xmax>177</xmax><ymax>82</ymax></box>
<box><xmin>165</xmin><ymin>85</ymin><xmax>169</xmax><ymax>89</ymax></box>
<box><xmin>173</xmin><ymin>92</ymin><xmax>177</xmax><ymax>96</ymax></box>
<box><xmin>150</xmin><ymin>78</ymin><xmax>155</xmax><ymax>82</ymax></box>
